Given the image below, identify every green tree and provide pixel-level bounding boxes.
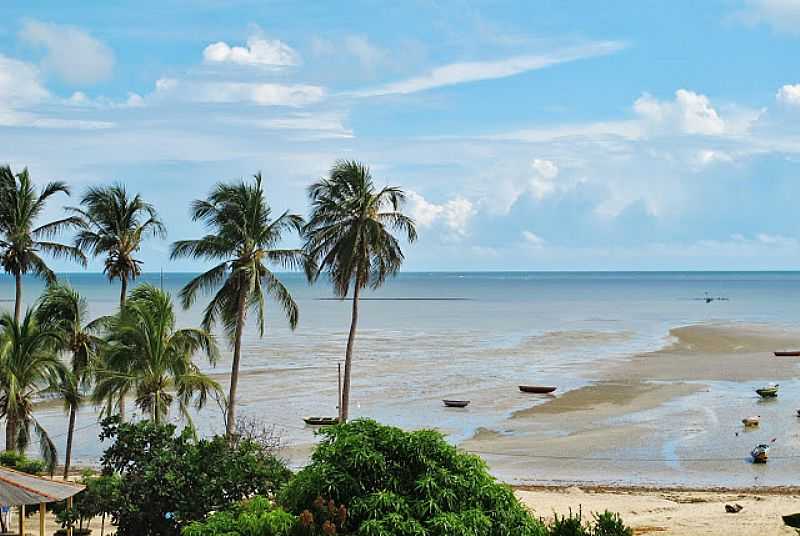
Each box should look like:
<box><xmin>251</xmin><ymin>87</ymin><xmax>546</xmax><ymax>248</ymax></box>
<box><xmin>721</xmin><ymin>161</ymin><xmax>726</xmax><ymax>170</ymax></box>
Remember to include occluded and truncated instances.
<box><xmin>170</xmin><ymin>173</ymin><xmax>305</xmax><ymax>436</ymax></box>
<box><xmin>303</xmin><ymin>161</ymin><xmax>416</xmax><ymax>422</ymax></box>
<box><xmin>0</xmin><ymin>166</ymin><xmax>86</xmax><ymax>323</ymax></box>
<box><xmin>0</xmin><ymin>309</ymin><xmax>66</xmax><ymax>467</ymax></box>
<box><xmin>71</xmin><ymin>183</ymin><xmax>165</xmax><ymax>421</ymax></box>
<box><xmin>93</xmin><ymin>284</ymin><xmax>222</xmax><ymax>426</ymax></box>
<box><xmin>36</xmin><ymin>283</ymin><xmax>104</xmax><ymax>478</ymax></box>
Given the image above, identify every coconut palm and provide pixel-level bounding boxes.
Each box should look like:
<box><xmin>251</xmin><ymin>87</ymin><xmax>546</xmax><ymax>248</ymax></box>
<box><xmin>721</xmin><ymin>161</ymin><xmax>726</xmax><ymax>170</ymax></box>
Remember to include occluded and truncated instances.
<box><xmin>93</xmin><ymin>284</ymin><xmax>222</xmax><ymax>426</ymax></box>
<box><xmin>170</xmin><ymin>173</ymin><xmax>305</xmax><ymax>436</ymax></box>
<box><xmin>36</xmin><ymin>283</ymin><xmax>103</xmax><ymax>478</ymax></box>
<box><xmin>0</xmin><ymin>308</ymin><xmax>67</xmax><ymax>469</ymax></box>
<box><xmin>71</xmin><ymin>183</ymin><xmax>166</xmax><ymax>308</ymax></box>
<box><xmin>71</xmin><ymin>183</ymin><xmax>165</xmax><ymax>420</ymax></box>
<box><xmin>0</xmin><ymin>166</ymin><xmax>86</xmax><ymax>323</ymax></box>
<box><xmin>303</xmin><ymin>160</ymin><xmax>416</xmax><ymax>422</ymax></box>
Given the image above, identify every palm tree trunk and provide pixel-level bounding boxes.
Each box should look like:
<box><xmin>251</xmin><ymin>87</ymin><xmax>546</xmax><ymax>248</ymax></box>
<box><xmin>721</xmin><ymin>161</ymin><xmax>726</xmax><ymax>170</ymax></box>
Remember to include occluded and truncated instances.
<box><xmin>118</xmin><ymin>275</ymin><xmax>128</xmax><ymax>422</ymax></box>
<box><xmin>63</xmin><ymin>406</ymin><xmax>76</xmax><ymax>479</ymax></box>
<box><xmin>340</xmin><ymin>280</ymin><xmax>362</xmax><ymax>423</ymax></box>
<box><xmin>5</xmin><ymin>416</ymin><xmax>16</xmax><ymax>452</ymax></box>
<box><xmin>14</xmin><ymin>272</ymin><xmax>22</xmax><ymax>324</ymax></box>
<box><xmin>225</xmin><ymin>290</ymin><xmax>247</xmax><ymax>438</ymax></box>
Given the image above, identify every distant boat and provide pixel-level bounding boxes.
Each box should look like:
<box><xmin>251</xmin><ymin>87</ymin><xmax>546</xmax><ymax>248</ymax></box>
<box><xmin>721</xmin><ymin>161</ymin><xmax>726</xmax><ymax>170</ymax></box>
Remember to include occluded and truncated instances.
<box><xmin>783</xmin><ymin>513</ymin><xmax>800</xmax><ymax>528</ymax></box>
<box><xmin>742</xmin><ymin>416</ymin><xmax>760</xmax><ymax>427</ymax></box>
<box><xmin>442</xmin><ymin>399</ymin><xmax>470</xmax><ymax>408</ymax></box>
<box><xmin>751</xmin><ymin>442</ymin><xmax>773</xmax><ymax>463</ymax></box>
<box><xmin>303</xmin><ymin>416</ymin><xmax>339</xmax><ymax>426</ymax></box>
<box><xmin>756</xmin><ymin>384</ymin><xmax>779</xmax><ymax>398</ymax></box>
<box><xmin>774</xmin><ymin>351</ymin><xmax>800</xmax><ymax>357</ymax></box>
<box><xmin>519</xmin><ymin>385</ymin><xmax>557</xmax><ymax>394</ymax></box>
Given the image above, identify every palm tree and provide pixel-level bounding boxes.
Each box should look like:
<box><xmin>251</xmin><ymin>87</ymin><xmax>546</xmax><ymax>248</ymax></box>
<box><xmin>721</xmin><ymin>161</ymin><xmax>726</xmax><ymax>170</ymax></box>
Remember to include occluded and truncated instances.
<box><xmin>93</xmin><ymin>284</ymin><xmax>222</xmax><ymax>426</ymax></box>
<box><xmin>303</xmin><ymin>160</ymin><xmax>416</xmax><ymax>422</ymax></box>
<box><xmin>71</xmin><ymin>183</ymin><xmax>166</xmax><ymax>308</ymax></box>
<box><xmin>71</xmin><ymin>183</ymin><xmax>165</xmax><ymax>420</ymax></box>
<box><xmin>36</xmin><ymin>283</ymin><xmax>103</xmax><ymax>478</ymax></box>
<box><xmin>0</xmin><ymin>308</ymin><xmax>67</xmax><ymax>469</ymax></box>
<box><xmin>0</xmin><ymin>166</ymin><xmax>86</xmax><ymax>323</ymax></box>
<box><xmin>170</xmin><ymin>173</ymin><xmax>305</xmax><ymax>437</ymax></box>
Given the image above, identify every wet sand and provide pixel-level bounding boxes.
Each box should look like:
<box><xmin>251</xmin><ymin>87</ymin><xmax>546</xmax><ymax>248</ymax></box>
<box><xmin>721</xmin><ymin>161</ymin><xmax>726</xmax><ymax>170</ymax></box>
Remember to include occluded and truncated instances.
<box><xmin>517</xmin><ymin>485</ymin><xmax>800</xmax><ymax>535</ymax></box>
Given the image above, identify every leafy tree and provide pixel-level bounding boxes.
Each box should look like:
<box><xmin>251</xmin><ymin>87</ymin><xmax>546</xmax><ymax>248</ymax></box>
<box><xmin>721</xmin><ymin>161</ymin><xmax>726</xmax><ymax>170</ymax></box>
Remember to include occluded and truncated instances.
<box><xmin>100</xmin><ymin>417</ymin><xmax>292</xmax><ymax>536</ymax></box>
<box><xmin>303</xmin><ymin>161</ymin><xmax>416</xmax><ymax>422</ymax></box>
<box><xmin>170</xmin><ymin>173</ymin><xmax>305</xmax><ymax>436</ymax></box>
<box><xmin>279</xmin><ymin>419</ymin><xmax>545</xmax><ymax>536</ymax></box>
<box><xmin>93</xmin><ymin>284</ymin><xmax>222</xmax><ymax>426</ymax></box>
<box><xmin>0</xmin><ymin>309</ymin><xmax>66</xmax><ymax>466</ymax></box>
<box><xmin>0</xmin><ymin>166</ymin><xmax>85</xmax><ymax>323</ymax></box>
<box><xmin>36</xmin><ymin>283</ymin><xmax>103</xmax><ymax>478</ymax></box>
<box><xmin>53</xmin><ymin>471</ymin><xmax>122</xmax><ymax>535</ymax></box>
<box><xmin>71</xmin><ymin>183</ymin><xmax>165</xmax><ymax>420</ymax></box>
<box><xmin>182</xmin><ymin>496</ymin><xmax>295</xmax><ymax>536</ymax></box>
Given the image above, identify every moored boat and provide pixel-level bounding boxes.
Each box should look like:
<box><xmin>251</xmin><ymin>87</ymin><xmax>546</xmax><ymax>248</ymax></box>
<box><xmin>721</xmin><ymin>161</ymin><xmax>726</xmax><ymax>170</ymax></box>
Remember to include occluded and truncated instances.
<box><xmin>756</xmin><ymin>384</ymin><xmax>779</xmax><ymax>398</ymax></box>
<box><xmin>742</xmin><ymin>416</ymin><xmax>760</xmax><ymax>427</ymax></box>
<box><xmin>303</xmin><ymin>416</ymin><xmax>339</xmax><ymax>426</ymax></box>
<box><xmin>519</xmin><ymin>385</ymin><xmax>557</xmax><ymax>394</ymax></box>
<box><xmin>774</xmin><ymin>351</ymin><xmax>800</xmax><ymax>357</ymax></box>
<box><xmin>442</xmin><ymin>399</ymin><xmax>470</xmax><ymax>408</ymax></box>
<box><xmin>751</xmin><ymin>443</ymin><xmax>771</xmax><ymax>463</ymax></box>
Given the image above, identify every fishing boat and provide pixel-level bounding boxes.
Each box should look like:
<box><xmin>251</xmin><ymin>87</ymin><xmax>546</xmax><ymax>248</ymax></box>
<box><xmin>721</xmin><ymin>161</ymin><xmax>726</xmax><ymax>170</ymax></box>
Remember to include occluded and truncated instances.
<box><xmin>750</xmin><ymin>443</ymin><xmax>771</xmax><ymax>463</ymax></box>
<box><xmin>774</xmin><ymin>351</ymin><xmax>800</xmax><ymax>357</ymax></box>
<box><xmin>742</xmin><ymin>416</ymin><xmax>760</xmax><ymax>427</ymax></box>
<box><xmin>756</xmin><ymin>384</ymin><xmax>779</xmax><ymax>398</ymax></box>
<box><xmin>442</xmin><ymin>399</ymin><xmax>470</xmax><ymax>408</ymax></box>
<box><xmin>303</xmin><ymin>416</ymin><xmax>339</xmax><ymax>426</ymax></box>
<box><xmin>782</xmin><ymin>513</ymin><xmax>800</xmax><ymax>528</ymax></box>
<box><xmin>519</xmin><ymin>385</ymin><xmax>557</xmax><ymax>394</ymax></box>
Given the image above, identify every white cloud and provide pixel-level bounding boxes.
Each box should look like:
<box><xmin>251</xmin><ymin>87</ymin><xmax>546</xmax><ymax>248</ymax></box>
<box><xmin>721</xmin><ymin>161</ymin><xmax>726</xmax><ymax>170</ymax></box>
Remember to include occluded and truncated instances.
<box><xmin>343</xmin><ymin>35</ymin><xmax>386</xmax><ymax>69</ymax></box>
<box><xmin>225</xmin><ymin>112</ymin><xmax>353</xmax><ymax>139</ymax></box>
<box><xmin>733</xmin><ymin>0</ymin><xmax>800</xmax><ymax>34</ymax></box>
<box><xmin>634</xmin><ymin>90</ymin><xmax>726</xmax><ymax>135</ymax></box>
<box><xmin>353</xmin><ymin>41</ymin><xmax>625</xmax><ymax>97</ymax></box>
<box><xmin>203</xmin><ymin>35</ymin><xmax>299</xmax><ymax>67</ymax></box>
<box><xmin>20</xmin><ymin>19</ymin><xmax>114</xmax><ymax>85</ymax></box>
<box><xmin>155</xmin><ymin>77</ymin><xmax>325</xmax><ymax>107</ymax></box>
<box><xmin>695</xmin><ymin>149</ymin><xmax>733</xmax><ymax>167</ymax></box>
<box><xmin>407</xmin><ymin>191</ymin><xmax>475</xmax><ymax>237</ymax></box>
<box><xmin>777</xmin><ymin>84</ymin><xmax>800</xmax><ymax>106</ymax></box>
<box><xmin>529</xmin><ymin>158</ymin><xmax>559</xmax><ymax>200</ymax></box>
<box><xmin>522</xmin><ymin>230</ymin><xmax>545</xmax><ymax>247</ymax></box>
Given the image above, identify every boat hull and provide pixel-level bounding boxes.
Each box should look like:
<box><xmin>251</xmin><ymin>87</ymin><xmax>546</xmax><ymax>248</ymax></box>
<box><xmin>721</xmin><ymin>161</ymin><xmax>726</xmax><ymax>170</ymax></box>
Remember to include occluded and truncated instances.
<box><xmin>442</xmin><ymin>400</ymin><xmax>470</xmax><ymax>408</ymax></box>
<box><xmin>519</xmin><ymin>385</ymin><xmax>557</xmax><ymax>394</ymax></box>
<box><xmin>303</xmin><ymin>417</ymin><xmax>339</xmax><ymax>426</ymax></box>
<box><xmin>774</xmin><ymin>351</ymin><xmax>800</xmax><ymax>357</ymax></box>
<box><xmin>756</xmin><ymin>388</ymin><xmax>779</xmax><ymax>398</ymax></box>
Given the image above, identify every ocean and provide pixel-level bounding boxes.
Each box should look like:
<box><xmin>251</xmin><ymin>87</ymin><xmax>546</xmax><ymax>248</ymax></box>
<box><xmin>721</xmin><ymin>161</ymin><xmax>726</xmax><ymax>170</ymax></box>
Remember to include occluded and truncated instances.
<box><xmin>4</xmin><ymin>271</ymin><xmax>800</xmax><ymax>486</ymax></box>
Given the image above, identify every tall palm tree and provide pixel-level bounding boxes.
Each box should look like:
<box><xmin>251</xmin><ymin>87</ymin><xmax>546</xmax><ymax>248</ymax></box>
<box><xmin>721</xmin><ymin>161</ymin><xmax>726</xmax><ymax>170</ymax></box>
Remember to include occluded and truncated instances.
<box><xmin>0</xmin><ymin>308</ymin><xmax>66</xmax><ymax>469</ymax></box>
<box><xmin>71</xmin><ymin>183</ymin><xmax>166</xmax><ymax>308</ymax></box>
<box><xmin>93</xmin><ymin>284</ymin><xmax>222</xmax><ymax>426</ymax></box>
<box><xmin>0</xmin><ymin>166</ymin><xmax>86</xmax><ymax>323</ymax></box>
<box><xmin>71</xmin><ymin>183</ymin><xmax>165</xmax><ymax>420</ymax></box>
<box><xmin>36</xmin><ymin>283</ymin><xmax>103</xmax><ymax>478</ymax></box>
<box><xmin>170</xmin><ymin>173</ymin><xmax>305</xmax><ymax>437</ymax></box>
<box><xmin>303</xmin><ymin>160</ymin><xmax>416</xmax><ymax>422</ymax></box>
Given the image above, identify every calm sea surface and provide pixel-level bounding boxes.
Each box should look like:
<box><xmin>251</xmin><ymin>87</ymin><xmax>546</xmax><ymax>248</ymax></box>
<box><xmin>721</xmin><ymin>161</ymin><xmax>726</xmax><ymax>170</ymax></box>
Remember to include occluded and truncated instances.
<box><xmin>3</xmin><ymin>271</ymin><xmax>800</xmax><ymax>484</ymax></box>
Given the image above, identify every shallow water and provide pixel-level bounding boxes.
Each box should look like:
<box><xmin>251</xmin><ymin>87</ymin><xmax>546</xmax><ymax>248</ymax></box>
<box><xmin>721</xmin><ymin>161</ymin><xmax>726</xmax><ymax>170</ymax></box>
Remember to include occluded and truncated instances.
<box><xmin>5</xmin><ymin>271</ymin><xmax>800</xmax><ymax>486</ymax></box>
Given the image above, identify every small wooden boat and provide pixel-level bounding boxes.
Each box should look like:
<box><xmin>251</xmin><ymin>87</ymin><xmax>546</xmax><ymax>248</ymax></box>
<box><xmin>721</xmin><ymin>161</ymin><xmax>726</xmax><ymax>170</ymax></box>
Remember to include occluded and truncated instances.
<box><xmin>519</xmin><ymin>385</ymin><xmax>557</xmax><ymax>394</ymax></box>
<box><xmin>774</xmin><ymin>351</ymin><xmax>800</xmax><ymax>357</ymax></box>
<box><xmin>756</xmin><ymin>384</ymin><xmax>779</xmax><ymax>398</ymax></box>
<box><xmin>742</xmin><ymin>416</ymin><xmax>760</xmax><ymax>427</ymax></box>
<box><xmin>751</xmin><ymin>443</ymin><xmax>771</xmax><ymax>463</ymax></box>
<box><xmin>303</xmin><ymin>416</ymin><xmax>339</xmax><ymax>426</ymax></box>
<box><xmin>782</xmin><ymin>512</ymin><xmax>800</xmax><ymax>528</ymax></box>
<box><xmin>796</xmin><ymin>409</ymin><xmax>800</xmax><ymax>418</ymax></box>
<box><xmin>442</xmin><ymin>399</ymin><xmax>470</xmax><ymax>408</ymax></box>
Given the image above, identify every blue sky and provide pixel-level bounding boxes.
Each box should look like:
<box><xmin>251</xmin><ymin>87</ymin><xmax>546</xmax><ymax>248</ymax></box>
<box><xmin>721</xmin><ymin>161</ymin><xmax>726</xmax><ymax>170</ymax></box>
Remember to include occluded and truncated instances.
<box><xmin>2</xmin><ymin>0</ymin><xmax>800</xmax><ymax>271</ymax></box>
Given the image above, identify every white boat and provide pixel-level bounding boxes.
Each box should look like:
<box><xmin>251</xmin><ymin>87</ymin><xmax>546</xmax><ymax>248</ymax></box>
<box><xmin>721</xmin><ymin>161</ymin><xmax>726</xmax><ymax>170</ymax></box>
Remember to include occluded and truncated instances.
<box><xmin>742</xmin><ymin>416</ymin><xmax>760</xmax><ymax>427</ymax></box>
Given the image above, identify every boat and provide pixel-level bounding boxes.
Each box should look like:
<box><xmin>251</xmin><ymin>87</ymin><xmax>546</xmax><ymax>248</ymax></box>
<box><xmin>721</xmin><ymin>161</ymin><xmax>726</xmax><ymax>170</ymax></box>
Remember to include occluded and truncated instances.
<box><xmin>519</xmin><ymin>385</ymin><xmax>557</xmax><ymax>394</ymax></box>
<box><xmin>756</xmin><ymin>384</ymin><xmax>779</xmax><ymax>398</ymax></box>
<box><xmin>742</xmin><ymin>416</ymin><xmax>760</xmax><ymax>427</ymax></box>
<box><xmin>442</xmin><ymin>399</ymin><xmax>470</xmax><ymax>408</ymax></box>
<box><xmin>751</xmin><ymin>443</ymin><xmax>771</xmax><ymax>463</ymax></box>
<box><xmin>774</xmin><ymin>351</ymin><xmax>800</xmax><ymax>357</ymax></box>
<box><xmin>796</xmin><ymin>409</ymin><xmax>800</xmax><ymax>418</ymax></box>
<box><xmin>303</xmin><ymin>416</ymin><xmax>339</xmax><ymax>426</ymax></box>
<box><xmin>783</xmin><ymin>512</ymin><xmax>800</xmax><ymax>528</ymax></box>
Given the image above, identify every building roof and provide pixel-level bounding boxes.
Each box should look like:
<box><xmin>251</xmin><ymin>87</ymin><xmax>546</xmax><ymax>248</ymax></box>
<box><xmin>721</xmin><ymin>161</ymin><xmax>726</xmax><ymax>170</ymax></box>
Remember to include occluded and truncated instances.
<box><xmin>0</xmin><ymin>467</ymin><xmax>84</xmax><ymax>505</ymax></box>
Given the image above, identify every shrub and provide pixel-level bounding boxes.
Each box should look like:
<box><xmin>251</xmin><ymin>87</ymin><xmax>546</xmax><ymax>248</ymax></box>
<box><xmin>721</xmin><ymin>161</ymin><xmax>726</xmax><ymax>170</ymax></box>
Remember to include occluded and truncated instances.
<box><xmin>549</xmin><ymin>509</ymin><xmax>588</xmax><ymax>536</ymax></box>
<box><xmin>100</xmin><ymin>416</ymin><xmax>292</xmax><ymax>536</ymax></box>
<box><xmin>52</xmin><ymin>471</ymin><xmax>121</xmax><ymax>532</ymax></box>
<box><xmin>182</xmin><ymin>496</ymin><xmax>295</xmax><ymax>536</ymax></box>
<box><xmin>279</xmin><ymin>419</ymin><xmax>547</xmax><ymax>536</ymax></box>
<box><xmin>0</xmin><ymin>450</ymin><xmax>46</xmax><ymax>475</ymax></box>
<box><xmin>591</xmin><ymin>511</ymin><xmax>633</xmax><ymax>536</ymax></box>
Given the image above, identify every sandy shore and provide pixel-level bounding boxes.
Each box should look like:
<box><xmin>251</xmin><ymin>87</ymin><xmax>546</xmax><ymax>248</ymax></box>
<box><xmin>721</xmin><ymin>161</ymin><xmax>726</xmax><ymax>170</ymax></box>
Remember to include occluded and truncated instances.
<box><xmin>517</xmin><ymin>485</ymin><xmax>800</xmax><ymax>535</ymax></box>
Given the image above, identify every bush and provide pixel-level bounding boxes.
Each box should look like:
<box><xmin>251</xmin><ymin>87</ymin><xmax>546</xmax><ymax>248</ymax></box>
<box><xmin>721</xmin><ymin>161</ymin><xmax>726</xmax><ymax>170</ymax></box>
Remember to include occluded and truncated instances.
<box><xmin>591</xmin><ymin>511</ymin><xmax>633</xmax><ymax>536</ymax></box>
<box><xmin>546</xmin><ymin>508</ymin><xmax>633</xmax><ymax>536</ymax></box>
<box><xmin>182</xmin><ymin>496</ymin><xmax>295</xmax><ymax>536</ymax></box>
<box><xmin>52</xmin><ymin>471</ymin><xmax>121</xmax><ymax>532</ymax></box>
<box><xmin>100</xmin><ymin>416</ymin><xmax>291</xmax><ymax>536</ymax></box>
<box><xmin>0</xmin><ymin>450</ymin><xmax>46</xmax><ymax>475</ymax></box>
<box><xmin>279</xmin><ymin>419</ymin><xmax>547</xmax><ymax>535</ymax></box>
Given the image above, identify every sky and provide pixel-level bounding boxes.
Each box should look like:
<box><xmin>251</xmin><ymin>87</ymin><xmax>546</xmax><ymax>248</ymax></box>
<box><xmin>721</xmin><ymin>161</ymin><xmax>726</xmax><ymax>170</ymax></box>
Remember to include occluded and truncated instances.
<box><xmin>2</xmin><ymin>0</ymin><xmax>800</xmax><ymax>271</ymax></box>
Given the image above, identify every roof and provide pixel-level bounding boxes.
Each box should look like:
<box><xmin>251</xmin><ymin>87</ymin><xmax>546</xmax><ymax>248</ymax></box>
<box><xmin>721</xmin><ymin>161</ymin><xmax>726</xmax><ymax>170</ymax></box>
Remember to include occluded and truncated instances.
<box><xmin>0</xmin><ymin>466</ymin><xmax>84</xmax><ymax>505</ymax></box>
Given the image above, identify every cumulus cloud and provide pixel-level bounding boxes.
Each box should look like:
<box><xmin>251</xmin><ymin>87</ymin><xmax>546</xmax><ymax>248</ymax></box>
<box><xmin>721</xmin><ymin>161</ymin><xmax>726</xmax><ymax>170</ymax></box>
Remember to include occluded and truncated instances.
<box><xmin>529</xmin><ymin>158</ymin><xmax>559</xmax><ymax>200</ymax></box>
<box><xmin>354</xmin><ymin>41</ymin><xmax>624</xmax><ymax>97</ymax></box>
<box><xmin>634</xmin><ymin>90</ymin><xmax>726</xmax><ymax>135</ymax></box>
<box><xmin>777</xmin><ymin>84</ymin><xmax>800</xmax><ymax>106</ymax></box>
<box><xmin>20</xmin><ymin>19</ymin><xmax>114</xmax><ymax>85</ymax></box>
<box><xmin>733</xmin><ymin>0</ymin><xmax>800</xmax><ymax>34</ymax></box>
<box><xmin>203</xmin><ymin>35</ymin><xmax>299</xmax><ymax>67</ymax></box>
<box><xmin>407</xmin><ymin>191</ymin><xmax>475</xmax><ymax>238</ymax></box>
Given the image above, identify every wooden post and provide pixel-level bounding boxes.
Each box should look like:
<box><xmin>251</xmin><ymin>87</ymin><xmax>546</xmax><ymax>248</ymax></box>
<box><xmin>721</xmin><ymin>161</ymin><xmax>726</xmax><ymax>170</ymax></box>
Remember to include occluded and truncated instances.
<box><xmin>39</xmin><ymin>503</ymin><xmax>45</xmax><ymax>536</ymax></box>
<box><xmin>66</xmin><ymin>497</ymin><xmax>73</xmax><ymax>536</ymax></box>
<box><xmin>337</xmin><ymin>362</ymin><xmax>342</xmax><ymax>416</ymax></box>
<box><xmin>18</xmin><ymin>505</ymin><xmax>24</xmax><ymax>536</ymax></box>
